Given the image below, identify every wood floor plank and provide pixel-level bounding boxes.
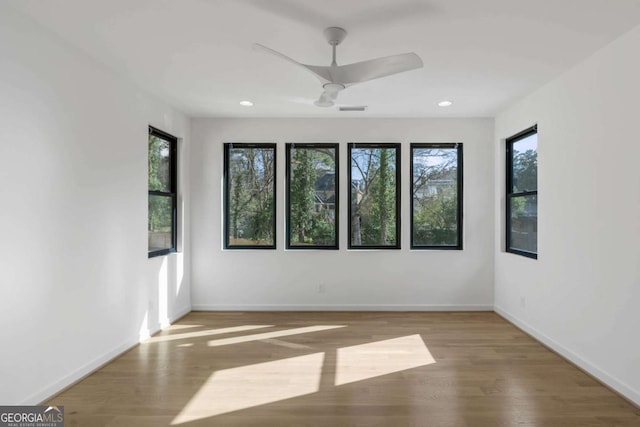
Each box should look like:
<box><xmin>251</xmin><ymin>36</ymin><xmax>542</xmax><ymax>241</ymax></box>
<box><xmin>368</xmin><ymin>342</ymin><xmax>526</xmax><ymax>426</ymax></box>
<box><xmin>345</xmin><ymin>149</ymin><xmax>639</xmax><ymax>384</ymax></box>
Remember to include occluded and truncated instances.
<box><xmin>45</xmin><ymin>312</ymin><xmax>640</xmax><ymax>426</ymax></box>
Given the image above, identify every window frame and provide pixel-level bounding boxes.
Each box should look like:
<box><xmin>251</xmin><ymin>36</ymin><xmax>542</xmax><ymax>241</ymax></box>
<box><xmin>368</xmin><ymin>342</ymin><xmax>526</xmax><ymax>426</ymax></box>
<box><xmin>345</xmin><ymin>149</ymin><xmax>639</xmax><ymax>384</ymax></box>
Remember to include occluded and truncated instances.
<box><xmin>148</xmin><ymin>126</ymin><xmax>178</xmax><ymax>258</ymax></box>
<box><xmin>223</xmin><ymin>143</ymin><xmax>277</xmax><ymax>250</ymax></box>
<box><xmin>506</xmin><ymin>125</ymin><xmax>538</xmax><ymax>259</ymax></box>
<box><xmin>410</xmin><ymin>143</ymin><xmax>463</xmax><ymax>250</ymax></box>
<box><xmin>285</xmin><ymin>143</ymin><xmax>340</xmax><ymax>250</ymax></box>
<box><xmin>347</xmin><ymin>142</ymin><xmax>401</xmax><ymax>250</ymax></box>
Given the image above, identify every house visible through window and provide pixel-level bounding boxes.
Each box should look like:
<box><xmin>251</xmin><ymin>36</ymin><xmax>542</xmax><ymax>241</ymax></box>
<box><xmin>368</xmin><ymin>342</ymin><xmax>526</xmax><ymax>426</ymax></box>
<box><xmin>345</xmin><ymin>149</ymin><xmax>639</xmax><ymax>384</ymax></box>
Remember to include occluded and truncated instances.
<box><xmin>286</xmin><ymin>143</ymin><xmax>339</xmax><ymax>249</ymax></box>
<box><xmin>348</xmin><ymin>143</ymin><xmax>401</xmax><ymax>249</ymax></box>
<box><xmin>411</xmin><ymin>143</ymin><xmax>463</xmax><ymax>249</ymax></box>
<box><xmin>224</xmin><ymin>143</ymin><xmax>276</xmax><ymax>249</ymax></box>
<box><xmin>506</xmin><ymin>126</ymin><xmax>538</xmax><ymax>258</ymax></box>
<box><xmin>148</xmin><ymin>126</ymin><xmax>177</xmax><ymax>257</ymax></box>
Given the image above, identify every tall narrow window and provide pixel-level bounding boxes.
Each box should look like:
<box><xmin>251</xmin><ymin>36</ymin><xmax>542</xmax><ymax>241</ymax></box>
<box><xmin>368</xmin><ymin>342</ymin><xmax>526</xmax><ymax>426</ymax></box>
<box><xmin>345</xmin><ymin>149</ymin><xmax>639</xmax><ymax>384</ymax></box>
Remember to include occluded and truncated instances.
<box><xmin>224</xmin><ymin>143</ymin><xmax>276</xmax><ymax>249</ymax></box>
<box><xmin>411</xmin><ymin>143</ymin><xmax>463</xmax><ymax>249</ymax></box>
<box><xmin>148</xmin><ymin>126</ymin><xmax>177</xmax><ymax>257</ymax></box>
<box><xmin>286</xmin><ymin>143</ymin><xmax>339</xmax><ymax>249</ymax></box>
<box><xmin>506</xmin><ymin>126</ymin><xmax>538</xmax><ymax>258</ymax></box>
<box><xmin>348</xmin><ymin>143</ymin><xmax>401</xmax><ymax>249</ymax></box>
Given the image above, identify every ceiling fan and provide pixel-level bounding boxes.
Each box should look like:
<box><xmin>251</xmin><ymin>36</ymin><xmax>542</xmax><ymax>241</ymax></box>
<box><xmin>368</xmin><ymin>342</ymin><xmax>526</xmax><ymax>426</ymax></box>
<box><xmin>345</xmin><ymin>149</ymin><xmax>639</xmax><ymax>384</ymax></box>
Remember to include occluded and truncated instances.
<box><xmin>254</xmin><ymin>27</ymin><xmax>423</xmax><ymax>107</ymax></box>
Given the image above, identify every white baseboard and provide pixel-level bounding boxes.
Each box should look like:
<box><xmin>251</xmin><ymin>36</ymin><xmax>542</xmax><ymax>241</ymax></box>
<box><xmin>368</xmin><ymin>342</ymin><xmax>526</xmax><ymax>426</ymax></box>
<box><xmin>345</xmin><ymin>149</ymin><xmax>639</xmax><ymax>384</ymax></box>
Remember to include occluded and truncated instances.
<box><xmin>495</xmin><ymin>305</ymin><xmax>640</xmax><ymax>407</ymax></box>
<box><xmin>22</xmin><ymin>338</ymin><xmax>138</xmax><ymax>405</ymax></box>
<box><xmin>192</xmin><ymin>304</ymin><xmax>493</xmax><ymax>311</ymax></box>
<box><xmin>24</xmin><ymin>304</ymin><xmax>192</xmax><ymax>405</ymax></box>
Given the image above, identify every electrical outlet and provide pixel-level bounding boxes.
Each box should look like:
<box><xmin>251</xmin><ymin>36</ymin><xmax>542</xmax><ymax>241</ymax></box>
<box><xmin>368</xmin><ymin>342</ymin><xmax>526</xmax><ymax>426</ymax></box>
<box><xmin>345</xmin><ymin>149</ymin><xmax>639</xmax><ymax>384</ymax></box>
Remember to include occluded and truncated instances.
<box><xmin>317</xmin><ymin>284</ymin><xmax>326</xmax><ymax>294</ymax></box>
<box><xmin>520</xmin><ymin>297</ymin><xmax>526</xmax><ymax>308</ymax></box>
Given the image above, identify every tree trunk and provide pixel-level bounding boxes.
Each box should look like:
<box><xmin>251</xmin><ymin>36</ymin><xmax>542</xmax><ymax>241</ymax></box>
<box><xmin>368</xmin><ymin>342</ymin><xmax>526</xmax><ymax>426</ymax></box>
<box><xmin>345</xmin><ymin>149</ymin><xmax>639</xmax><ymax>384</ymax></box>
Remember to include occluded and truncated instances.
<box><xmin>379</xmin><ymin>150</ymin><xmax>389</xmax><ymax>243</ymax></box>
<box><xmin>353</xmin><ymin>214</ymin><xmax>362</xmax><ymax>245</ymax></box>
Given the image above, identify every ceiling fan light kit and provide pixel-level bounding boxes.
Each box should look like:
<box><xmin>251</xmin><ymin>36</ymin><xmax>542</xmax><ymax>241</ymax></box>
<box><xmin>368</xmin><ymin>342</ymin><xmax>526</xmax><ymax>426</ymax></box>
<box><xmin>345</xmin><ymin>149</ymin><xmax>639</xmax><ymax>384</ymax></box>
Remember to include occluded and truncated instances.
<box><xmin>255</xmin><ymin>27</ymin><xmax>423</xmax><ymax>108</ymax></box>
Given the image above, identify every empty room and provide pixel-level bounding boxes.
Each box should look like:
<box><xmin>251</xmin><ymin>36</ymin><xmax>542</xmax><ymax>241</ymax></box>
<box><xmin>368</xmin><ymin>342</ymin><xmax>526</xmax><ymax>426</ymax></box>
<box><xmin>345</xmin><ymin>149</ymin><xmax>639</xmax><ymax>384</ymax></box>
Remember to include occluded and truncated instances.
<box><xmin>1</xmin><ymin>0</ymin><xmax>639</xmax><ymax>426</ymax></box>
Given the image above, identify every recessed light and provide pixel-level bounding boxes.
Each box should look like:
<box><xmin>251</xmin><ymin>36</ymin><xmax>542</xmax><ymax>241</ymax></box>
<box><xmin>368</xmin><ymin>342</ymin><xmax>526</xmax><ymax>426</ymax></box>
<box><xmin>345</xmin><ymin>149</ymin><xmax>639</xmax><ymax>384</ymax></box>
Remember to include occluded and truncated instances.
<box><xmin>239</xmin><ymin>100</ymin><xmax>254</xmax><ymax>107</ymax></box>
<box><xmin>438</xmin><ymin>100</ymin><xmax>453</xmax><ymax>107</ymax></box>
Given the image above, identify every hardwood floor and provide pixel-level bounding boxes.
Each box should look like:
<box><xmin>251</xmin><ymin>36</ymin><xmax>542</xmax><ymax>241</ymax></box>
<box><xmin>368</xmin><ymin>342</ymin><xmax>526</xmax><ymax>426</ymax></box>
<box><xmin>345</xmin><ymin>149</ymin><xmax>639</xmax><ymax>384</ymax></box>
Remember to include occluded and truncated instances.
<box><xmin>46</xmin><ymin>312</ymin><xmax>640</xmax><ymax>426</ymax></box>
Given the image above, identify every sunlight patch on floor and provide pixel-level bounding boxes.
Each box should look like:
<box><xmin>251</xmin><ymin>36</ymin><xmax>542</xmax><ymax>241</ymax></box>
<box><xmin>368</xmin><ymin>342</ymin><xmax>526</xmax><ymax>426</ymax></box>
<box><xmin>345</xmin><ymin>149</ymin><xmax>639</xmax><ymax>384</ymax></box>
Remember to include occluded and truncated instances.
<box><xmin>166</xmin><ymin>324</ymin><xmax>204</xmax><ymax>331</ymax></box>
<box><xmin>171</xmin><ymin>352</ymin><xmax>325</xmax><ymax>424</ymax></box>
<box><xmin>260</xmin><ymin>338</ymin><xmax>312</xmax><ymax>349</ymax></box>
<box><xmin>335</xmin><ymin>334</ymin><xmax>435</xmax><ymax>385</ymax></box>
<box><xmin>146</xmin><ymin>325</ymin><xmax>274</xmax><ymax>343</ymax></box>
<box><xmin>207</xmin><ymin>325</ymin><xmax>346</xmax><ymax>347</ymax></box>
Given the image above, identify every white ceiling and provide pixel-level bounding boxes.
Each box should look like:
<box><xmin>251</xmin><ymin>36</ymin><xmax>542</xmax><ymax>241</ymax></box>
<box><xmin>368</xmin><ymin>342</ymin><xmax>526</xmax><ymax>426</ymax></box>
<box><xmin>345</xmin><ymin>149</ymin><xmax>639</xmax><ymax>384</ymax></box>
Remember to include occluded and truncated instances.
<box><xmin>7</xmin><ymin>0</ymin><xmax>640</xmax><ymax>118</ymax></box>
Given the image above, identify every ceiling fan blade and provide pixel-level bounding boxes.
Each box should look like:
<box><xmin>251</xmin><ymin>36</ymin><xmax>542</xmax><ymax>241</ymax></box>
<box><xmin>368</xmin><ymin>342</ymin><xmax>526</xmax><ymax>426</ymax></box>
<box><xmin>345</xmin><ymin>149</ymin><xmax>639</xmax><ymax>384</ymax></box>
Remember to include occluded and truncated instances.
<box><xmin>331</xmin><ymin>52</ymin><xmax>423</xmax><ymax>85</ymax></box>
<box><xmin>253</xmin><ymin>43</ymin><xmax>332</xmax><ymax>83</ymax></box>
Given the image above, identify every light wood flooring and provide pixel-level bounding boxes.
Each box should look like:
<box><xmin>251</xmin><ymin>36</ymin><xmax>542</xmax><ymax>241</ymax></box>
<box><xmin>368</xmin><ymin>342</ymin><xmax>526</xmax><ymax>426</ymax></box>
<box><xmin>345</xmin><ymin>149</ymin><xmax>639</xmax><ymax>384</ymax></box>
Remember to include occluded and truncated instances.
<box><xmin>46</xmin><ymin>312</ymin><xmax>640</xmax><ymax>426</ymax></box>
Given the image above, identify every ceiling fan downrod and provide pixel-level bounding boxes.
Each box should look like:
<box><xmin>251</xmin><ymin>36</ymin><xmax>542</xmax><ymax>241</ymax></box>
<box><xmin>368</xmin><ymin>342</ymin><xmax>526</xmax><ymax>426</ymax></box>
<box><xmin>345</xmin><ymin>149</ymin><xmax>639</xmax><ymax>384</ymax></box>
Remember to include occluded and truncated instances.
<box><xmin>324</xmin><ymin>27</ymin><xmax>347</xmax><ymax>66</ymax></box>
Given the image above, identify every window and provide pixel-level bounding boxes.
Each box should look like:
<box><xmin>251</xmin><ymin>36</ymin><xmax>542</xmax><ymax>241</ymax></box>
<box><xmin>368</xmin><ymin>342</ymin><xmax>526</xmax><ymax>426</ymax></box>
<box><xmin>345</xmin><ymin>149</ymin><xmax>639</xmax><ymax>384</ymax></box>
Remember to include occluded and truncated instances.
<box><xmin>148</xmin><ymin>126</ymin><xmax>177</xmax><ymax>257</ymax></box>
<box><xmin>286</xmin><ymin>143</ymin><xmax>339</xmax><ymax>249</ymax></box>
<box><xmin>224</xmin><ymin>143</ymin><xmax>276</xmax><ymax>249</ymax></box>
<box><xmin>410</xmin><ymin>143</ymin><xmax>463</xmax><ymax>249</ymax></box>
<box><xmin>348</xmin><ymin>143</ymin><xmax>401</xmax><ymax>249</ymax></box>
<box><xmin>506</xmin><ymin>126</ymin><xmax>538</xmax><ymax>258</ymax></box>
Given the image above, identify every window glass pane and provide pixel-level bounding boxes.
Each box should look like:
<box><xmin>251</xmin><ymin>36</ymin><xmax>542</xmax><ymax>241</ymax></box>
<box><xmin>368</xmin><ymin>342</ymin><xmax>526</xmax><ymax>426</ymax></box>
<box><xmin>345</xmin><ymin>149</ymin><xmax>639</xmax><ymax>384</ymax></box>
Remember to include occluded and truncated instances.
<box><xmin>227</xmin><ymin>146</ymin><xmax>275</xmax><ymax>247</ymax></box>
<box><xmin>288</xmin><ymin>146</ymin><xmax>337</xmax><ymax>247</ymax></box>
<box><xmin>412</xmin><ymin>147</ymin><xmax>459</xmax><ymax>247</ymax></box>
<box><xmin>149</xmin><ymin>195</ymin><xmax>173</xmax><ymax>252</ymax></box>
<box><xmin>511</xmin><ymin>133</ymin><xmax>537</xmax><ymax>193</ymax></box>
<box><xmin>350</xmin><ymin>146</ymin><xmax>398</xmax><ymax>247</ymax></box>
<box><xmin>148</xmin><ymin>127</ymin><xmax>177</xmax><ymax>257</ymax></box>
<box><xmin>149</xmin><ymin>135</ymin><xmax>172</xmax><ymax>192</ymax></box>
<box><xmin>510</xmin><ymin>194</ymin><xmax>537</xmax><ymax>253</ymax></box>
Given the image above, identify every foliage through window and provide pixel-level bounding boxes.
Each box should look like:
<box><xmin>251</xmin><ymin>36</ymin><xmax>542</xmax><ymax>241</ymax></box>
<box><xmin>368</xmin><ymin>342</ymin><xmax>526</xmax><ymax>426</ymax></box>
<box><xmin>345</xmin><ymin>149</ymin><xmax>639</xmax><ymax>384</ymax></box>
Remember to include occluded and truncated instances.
<box><xmin>411</xmin><ymin>144</ymin><xmax>463</xmax><ymax>249</ymax></box>
<box><xmin>348</xmin><ymin>143</ymin><xmax>400</xmax><ymax>249</ymax></box>
<box><xmin>506</xmin><ymin>126</ymin><xmax>538</xmax><ymax>258</ymax></box>
<box><xmin>286</xmin><ymin>144</ymin><xmax>339</xmax><ymax>249</ymax></box>
<box><xmin>224</xmin><ymin>143</ymin><xmax>276</xmax><ymax>249</ymax></box>
<box><xmin>148</xmin><ymin>126</ymin><xmax>177</xmax><ymax>257</ymax></box>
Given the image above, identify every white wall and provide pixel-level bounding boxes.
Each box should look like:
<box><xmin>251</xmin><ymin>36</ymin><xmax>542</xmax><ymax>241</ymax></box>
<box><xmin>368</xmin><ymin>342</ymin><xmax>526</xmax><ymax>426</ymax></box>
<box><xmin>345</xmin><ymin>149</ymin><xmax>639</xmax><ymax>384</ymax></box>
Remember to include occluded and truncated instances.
<box><xmin>191</xmin><ymin>118</ymin><xmax>494</xmax><ymax>310</ymax></box>
<box><xmin>0</xmin><ymin>6</ymin><xmax>191</xmax><ymax>404</ymax></box>
<box><xmin>494</xmin><ymin>25</ymin><xmax>640</xmax><ymax>405</ymax></box>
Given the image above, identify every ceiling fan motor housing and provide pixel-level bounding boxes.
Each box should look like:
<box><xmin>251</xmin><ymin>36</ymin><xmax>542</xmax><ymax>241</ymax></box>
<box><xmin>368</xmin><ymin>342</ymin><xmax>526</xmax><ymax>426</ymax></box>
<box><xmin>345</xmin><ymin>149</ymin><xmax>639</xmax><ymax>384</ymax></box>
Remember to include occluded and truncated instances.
<box><xmin>323</xmin><ymin>83</ymin><xmax>345</xmax><ymax>92</ymax></box>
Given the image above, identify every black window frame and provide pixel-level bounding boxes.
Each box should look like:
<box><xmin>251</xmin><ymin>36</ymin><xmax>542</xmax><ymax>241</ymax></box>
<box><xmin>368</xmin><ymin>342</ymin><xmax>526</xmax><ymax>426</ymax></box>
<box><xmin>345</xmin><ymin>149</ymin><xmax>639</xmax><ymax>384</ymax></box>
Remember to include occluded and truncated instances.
<box><xmin>285</xmin><ymin>143</ymin><xmax>340</xmax><ymax>250</ymax></box>
<box><xmin>148</xmin><ymin>126</ymin><xmax>178</xmax><ymax>258</ymax></box>
<box><xmin>347</xmin><ymin>142</ymin><xmax>401</xmax><ymax>250</ymax></box>
<box><xmin>223</xmin><ymin>143</ymin><xmax>277</xmax><ymax>250</ymax></box>
<box><xmin>410</xmin><ymin>143</ymin><xmax>463</xmax><ymax>250</ymax></box>
<box><xmin>506</xmin><ymin>125</ymin><xmax>538</xmax><ymax>259</ymax></box>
